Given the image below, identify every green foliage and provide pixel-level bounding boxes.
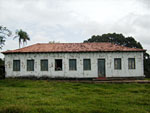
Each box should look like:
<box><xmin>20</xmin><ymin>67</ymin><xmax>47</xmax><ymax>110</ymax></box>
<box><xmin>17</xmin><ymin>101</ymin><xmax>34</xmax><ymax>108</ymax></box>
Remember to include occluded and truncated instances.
<box><xmin>49</xmin><ymin>41</ymin><xmax>60</xmax><ymax>43</ymax></box>
<box><xmin>14</xmin><ymin>29</ymin><xmax>30</xmax><ymax>48</ymax></box>
<box><xmin>0</xmin><ymin>58</ymin><xmax>4</xmax><ymax>67</ymax></box>
<box><xmin>0</xmin><ymin>26</ymin><xmax>12</xmax><ymax>49</ymax></box>
<box><xmin>0</xmin><ymin>58</ymin><xmax>4</xmax><ymax>79</ymax></box>
<box><xmin>84</xmin><ymin>33</ymin><xmax>143</xmax><ymax>49</ymax></box>
<box><xmin>144</xmin><ymin>56</ymin><xmax>150</xmax><ymax>78</ymax></box>
<box><xmin>0</xmin><ymin>79</ymin><xmax>150</xmax><ymax>113</ymax></box>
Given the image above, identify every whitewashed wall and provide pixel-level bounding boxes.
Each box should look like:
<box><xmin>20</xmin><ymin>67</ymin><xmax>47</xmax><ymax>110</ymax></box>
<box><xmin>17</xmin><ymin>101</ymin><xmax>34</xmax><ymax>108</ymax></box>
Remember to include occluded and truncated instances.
<box><xmin>4</xmin><ymin>52</ymin><xmax>144</xmax><ymax>78</ymax></box>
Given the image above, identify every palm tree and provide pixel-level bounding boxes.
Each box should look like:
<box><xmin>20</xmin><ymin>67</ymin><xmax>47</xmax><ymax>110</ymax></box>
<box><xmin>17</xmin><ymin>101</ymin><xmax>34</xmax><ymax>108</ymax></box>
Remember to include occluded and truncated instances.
<box><xmin>14</xmin><ymin>29</ymin><xmax>30</xmax><ymax>48</ymax></box>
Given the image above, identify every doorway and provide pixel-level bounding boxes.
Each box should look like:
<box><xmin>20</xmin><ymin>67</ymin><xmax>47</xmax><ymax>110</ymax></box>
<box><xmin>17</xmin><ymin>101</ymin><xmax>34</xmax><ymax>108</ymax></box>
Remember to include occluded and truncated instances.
<box><xmin>98</xmin><ymin>59</ymin><xmax>105</xmax><ymax>77</ymax></box>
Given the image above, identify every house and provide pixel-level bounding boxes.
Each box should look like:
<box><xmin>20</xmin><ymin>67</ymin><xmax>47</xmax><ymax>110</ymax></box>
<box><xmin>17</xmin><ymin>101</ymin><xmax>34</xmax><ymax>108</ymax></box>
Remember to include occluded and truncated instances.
<box><xmin>2</xmin><ymin>43</ymin><xmax>146</xmax><ymax>79</ymax></box>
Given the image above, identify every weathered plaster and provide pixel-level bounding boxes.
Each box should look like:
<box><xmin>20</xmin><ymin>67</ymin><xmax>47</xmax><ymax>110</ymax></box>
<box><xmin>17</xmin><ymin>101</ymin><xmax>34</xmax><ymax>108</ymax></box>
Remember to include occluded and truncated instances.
<box><xmin>4</xmin><ymin>52</ymin><xmax>144</xmax><ymax>78</ymax></box>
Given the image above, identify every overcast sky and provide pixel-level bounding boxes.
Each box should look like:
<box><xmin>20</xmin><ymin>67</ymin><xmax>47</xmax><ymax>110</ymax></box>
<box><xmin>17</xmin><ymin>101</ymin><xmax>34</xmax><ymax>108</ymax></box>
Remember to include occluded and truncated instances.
<box><xmin>0</xmin><ymin>0</ymin><xmax>150</xmax><ymax>57</ymax></box>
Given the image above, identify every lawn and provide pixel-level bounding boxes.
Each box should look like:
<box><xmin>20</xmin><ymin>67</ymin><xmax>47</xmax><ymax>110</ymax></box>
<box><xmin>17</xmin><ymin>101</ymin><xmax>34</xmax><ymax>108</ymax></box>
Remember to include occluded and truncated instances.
<box><xmin>0</xmin><ymin>79</ymin><xmax>150</xmax><ymax>113</ymax></box>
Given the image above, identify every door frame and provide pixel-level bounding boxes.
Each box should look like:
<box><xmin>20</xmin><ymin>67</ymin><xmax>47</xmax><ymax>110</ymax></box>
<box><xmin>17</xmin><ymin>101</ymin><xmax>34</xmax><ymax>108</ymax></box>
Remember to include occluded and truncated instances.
<box><xmin>97</xmin><ymin>59</ymin><xmax>106</xmax><ymax>77</ymax></box>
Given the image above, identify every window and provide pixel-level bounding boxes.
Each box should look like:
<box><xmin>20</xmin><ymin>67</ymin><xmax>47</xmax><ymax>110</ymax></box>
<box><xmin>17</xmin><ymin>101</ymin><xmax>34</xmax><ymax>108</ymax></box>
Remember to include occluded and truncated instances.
<box><xmin>13</xmin><ymin>60</ymin><xmax>20</xmax><ymax>71</ymax></box>
<box><xmin>83</xmin><ymin>59</ymin><xmax>91</xmax><ymax>70</ymax></box>
<box><xmin>128</xmin><ymin>58</ymin><xmax>135</xmax><ymax>69</ymax></box>
<box><xmin>41</xmin><ymin>59</ymin><xmax>48</xmax><ymax>71</ymax></box>
<box><xmin>27</xmin><ymin>60</ymin><xmax>34</xmax><ymax>71</ymax></box>
<box><xmin>114</xmin><ymin>58</ymin><xmax>121</xmax><ymax>70</ymax></box>
<box><xmin>55</xmin><ymin>59</ymin><xmax>62</xmax><ymax>71</ymax></box>
<box><xmin>69</xmin><ymin>59</ymin><xmax>77</xmax><ymax>70</ymax></box>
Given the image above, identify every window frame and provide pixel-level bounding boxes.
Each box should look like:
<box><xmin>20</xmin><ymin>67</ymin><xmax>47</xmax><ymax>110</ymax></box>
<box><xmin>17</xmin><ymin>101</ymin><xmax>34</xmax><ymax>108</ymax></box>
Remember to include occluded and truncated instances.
<box><xmin>69</xmin><ymin>59</ymin><xmax>77</xmax><ymax>71</ymax></box>
<box><xmin>27</xmin><ymin>59</ymin><xmax>34</xmax><ymax>71</ymax></box>
<box><xmin>13</xmin><ymin>60</ymin><xmax>20</xmax><ymax>71</ymax></box>
<box><xmin>41</xmin><ymin>59</ymin><xmax>48</xmax><ymax>71</ymax></box>
<box><xmin>128</xmin><ymin>58</ymin><xmax>136</xmax><ymax>69</ymax></box>
<box><xmin>114</xmin><ymin>58</ymin><xmax>122</xmax><ymax>70</ymax></box>
<box><xmin>83</xmin><ymin>59</ymin><xmax>91</xmax><ymax>71</ymax></box>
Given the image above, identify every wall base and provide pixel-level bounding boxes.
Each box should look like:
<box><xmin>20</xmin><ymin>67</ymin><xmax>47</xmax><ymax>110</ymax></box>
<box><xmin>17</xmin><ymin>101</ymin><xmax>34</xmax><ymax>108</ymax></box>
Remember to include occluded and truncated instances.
<box><xmin>5</xmin><ymin>76</ymin><xmax>145</xmax><ymax>80</ymax></box>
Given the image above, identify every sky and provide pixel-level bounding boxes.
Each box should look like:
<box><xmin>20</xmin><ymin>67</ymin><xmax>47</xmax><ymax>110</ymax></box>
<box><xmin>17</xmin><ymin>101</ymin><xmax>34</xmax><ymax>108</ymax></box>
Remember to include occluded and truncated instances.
<box><xmin>0</xmin><ymin>0</ymin><xmax>150</xmax><ymax>57</ymax></box>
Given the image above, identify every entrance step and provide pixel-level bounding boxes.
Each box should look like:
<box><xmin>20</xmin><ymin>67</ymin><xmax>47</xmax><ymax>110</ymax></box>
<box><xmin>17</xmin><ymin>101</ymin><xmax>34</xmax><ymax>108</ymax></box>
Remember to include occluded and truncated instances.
<box><xmin>93</xmin><ymin>77</ymin><xmax>107</xmax><ymax>81</ymax></box>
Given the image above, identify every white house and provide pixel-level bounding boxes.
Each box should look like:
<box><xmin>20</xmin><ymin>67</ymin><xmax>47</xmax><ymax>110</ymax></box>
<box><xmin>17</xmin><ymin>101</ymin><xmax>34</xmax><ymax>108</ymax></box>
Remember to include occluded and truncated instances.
<box><xmin>2</xmin><ymin>43</ymin><xmax>146</xmax><ymax>79</ymax></box>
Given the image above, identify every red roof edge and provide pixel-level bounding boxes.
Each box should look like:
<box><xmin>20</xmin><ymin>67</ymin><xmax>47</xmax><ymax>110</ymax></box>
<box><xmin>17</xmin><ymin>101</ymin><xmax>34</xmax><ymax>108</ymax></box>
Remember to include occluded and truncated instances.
<box><xmin>1</xmin><ymin>43</ymin><xmax>146</xmax><ymax>54</ymax></box>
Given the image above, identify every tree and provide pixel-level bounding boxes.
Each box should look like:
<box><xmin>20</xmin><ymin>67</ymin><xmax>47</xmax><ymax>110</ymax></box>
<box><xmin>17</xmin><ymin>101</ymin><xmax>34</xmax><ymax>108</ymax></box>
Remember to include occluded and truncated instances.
<box><xmin>84</xmin><ymin>33</ymin><xmax>143</xmax><ymax>49</ymax></box>
<box><xmin>0</xmin><ymin>26</ymin><xmax>12</xmax><ymax>49</ymax></box>
<box><xmin>49</xmin><ymin>41</ymin><xmax>60</xmax><ymax>43</ymax></box>
<box><xmin>0</xmin><ymin>26</ymin><xmax>11</xmax><ymax>78</ymax></box>
<box><xmin>14</xmin><ymin>29</ymin><xmax>30</xmax><ymax>48</ymax></box>
<box><xmin>84</xmin><ymin>32</ymin><xmax>150</xmax><ymax>78</ymax></box>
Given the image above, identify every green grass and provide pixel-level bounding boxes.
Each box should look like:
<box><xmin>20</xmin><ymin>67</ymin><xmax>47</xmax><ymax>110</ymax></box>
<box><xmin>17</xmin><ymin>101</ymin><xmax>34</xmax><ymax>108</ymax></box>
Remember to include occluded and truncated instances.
<box><xmin>0</xmin><ymin>79</ymin><xmax>150</xmax><ymax>113</ymax></box>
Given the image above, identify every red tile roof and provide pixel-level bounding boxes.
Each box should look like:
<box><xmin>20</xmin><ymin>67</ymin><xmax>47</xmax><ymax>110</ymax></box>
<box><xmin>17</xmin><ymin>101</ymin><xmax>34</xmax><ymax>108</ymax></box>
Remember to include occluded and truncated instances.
<box><xmin>2</xmin><ymin>43</ymin><xmax>146</xmax><ymax>54</ymax></box>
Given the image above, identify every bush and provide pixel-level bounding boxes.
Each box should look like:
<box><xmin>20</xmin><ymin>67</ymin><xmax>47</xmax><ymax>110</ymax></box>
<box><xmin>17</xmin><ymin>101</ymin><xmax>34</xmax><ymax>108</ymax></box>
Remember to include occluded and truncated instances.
<box><xmin>0</xmin><ymin>58</ymin><xmax>4</xmax><ymax>79</ymax></box>
<box><xmin>144</xmin><ymin>58</ymin><xmax>150</xmax><ymax>78</ymax></box>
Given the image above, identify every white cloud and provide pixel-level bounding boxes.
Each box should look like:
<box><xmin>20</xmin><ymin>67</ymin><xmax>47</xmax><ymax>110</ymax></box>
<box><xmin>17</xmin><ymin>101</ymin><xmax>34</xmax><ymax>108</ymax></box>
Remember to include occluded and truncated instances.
<box><xmin>137</xmin><ymin>0</ymin><xmax>150</xmax><ymax>9</ymax></box>
<box><xmin>0</xmin><ymin>0</ymin><xmax>150</xmax><ymax>58</ymax></box>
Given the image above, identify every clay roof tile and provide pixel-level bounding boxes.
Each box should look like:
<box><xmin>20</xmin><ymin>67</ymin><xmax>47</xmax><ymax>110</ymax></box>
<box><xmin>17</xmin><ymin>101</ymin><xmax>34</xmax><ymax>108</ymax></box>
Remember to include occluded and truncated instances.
<box><xmin>2</xmin><ymin>43</ymin><xmax>146</xmax><ymax>54</ymax></box>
